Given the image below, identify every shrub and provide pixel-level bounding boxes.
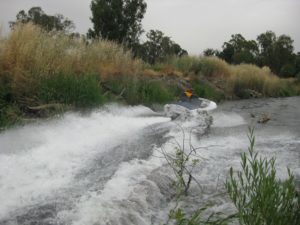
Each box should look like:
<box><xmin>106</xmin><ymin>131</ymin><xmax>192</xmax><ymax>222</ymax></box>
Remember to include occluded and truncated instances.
<box><xmin>169</xmin><ymin>56</ymin><xmax>231</xmax><ymax>78</ymax></box>
<box><xmin>296</xmin><ymin>72</ymin><xmax>300</xmax><ymax>83</ymax></box>
<box><xmin>169</xmin><ymin>56</ymin><xmax>202</xmax><ymax>74</ymax></box>
<box><xmin>226</xmin><ymin>129</ymin><xmax>300</xmax><ymax>225</ymax></box>
<box><xmin>280</xmin><ymin>64</ymin><xmax>296</xmax><ymax>78</ymax></box>
<box><xmin>199</xmin><ymin>57</ymin><xmax>231</xmax><ymax>77</ymax></box>
<box><xmin>38</xmin><ymin>74</ymin><xmax>104</xmax><ymax>107</ymax></box>
<box><xmin>105</xmin><ymin>76</ymin><xmax>178</xmax><ymax>105</ymax></box>
<box><xmin>0</xmin><ymin>104</ymin><xmax>22</xmax><ymax>128</ymax></box>
<box><xmin>0</xmin><ymin>73</ymin><xmax>13</xmax><ymax>104</ymax></box>
<box><xmin>0</xmin><ymin>73</ymin><xmax>20</xmax><ymax>128</ymax></box>
<box><xmin>169</xmin><ymin>207</ymin><xmax>231</xmax><ymax>225</ymax></box>
<box><xmin>230</xmin><ymin>64</ymin><xmax>268</xmax><ymax>97</ymax></box>
<box><xmin>135</xmin><ymin>79</ymin><xmax>177</xmax><ymax>104</ymax></box>
<box><xmin>228</xmin><ymin>64</ymin><xmax>299</xmax><ymax>98</ymax></box>
<box><xmin>192</xmin><ymin>82</ymin><xmax>224</xmax><ymax>102</ymax></box>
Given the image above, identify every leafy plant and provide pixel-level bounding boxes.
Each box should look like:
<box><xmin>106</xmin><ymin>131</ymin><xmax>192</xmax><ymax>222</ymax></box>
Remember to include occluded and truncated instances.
<box><xmin>163</xmin><ymin>130</ymin><xmax>235</xmax><ymax>225</ymax></box>
<box><xmin>169</xmin><ymin>207</ymin><xmax>232</xmax><ymax>225</ymax></box>
<box><xmin>158</xmin><ymin>130</ymin><xmax>202</xmax><ymax>198</ymax></box>
<box><xmin>105</xmin><ymin>76</ymin><xmax>177</xmax><ymax>105</ymax></box>
<box><xmin>226</xmin><ymin>128</ymin><xmax>300</xmax><ymax>225</ymax></box>
<box><xmin>192</xmin><ymin>82</ymin><xmax>224</xmax><ymax>102</ymax></box>
<box><xmin>38</xmin><ymin>73</ymin><xmax>104</xmax><ymax>107</ymax></box>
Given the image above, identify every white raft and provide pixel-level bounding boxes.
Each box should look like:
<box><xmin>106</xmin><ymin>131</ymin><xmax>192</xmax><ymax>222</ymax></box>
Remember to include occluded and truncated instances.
<box><xmin>164</xmin><ymin>97</ymin><xmax>217</xmax><ymax>120</ymax></box>
<box><xmin>164</xmin><ymin>98</ymin><xmax>217</xmax><ymax>135</ymax></box>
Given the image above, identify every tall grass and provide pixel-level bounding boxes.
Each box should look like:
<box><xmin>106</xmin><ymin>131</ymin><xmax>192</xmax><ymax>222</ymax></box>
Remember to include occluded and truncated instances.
<box><xmin>0</xmin><ymin>24</ymin><xmax>180</xmax><ymax>127</ymax></box>
<box><xmin>192</xmin><ymin>82</ymin><xmax>225</xmax><ymax>102</ymax></box>
<box><xmin>168</xmin><ymin>56</ymin><xmax>300</xmax><ymax>99</ymax></box>
<box><xmin>104</xmin><ymin>75</ymin><xmax>178</xmax><ymax>105</ymax></box>
<box><xmin>0</xmin><ymin>23</ymin><xmax>142</xmax><ymax>105</ymax></box>
<box><xmin>38</xmin><ymin>73</ymin><xmax>104</xmax><ymax>107</ymax></box>
<box><xmin>169</xmin><ymin>56</ymin><xmax>231</xmax><ymax>77</ymax></box>
<box><xmin>230</xmin><ymin>64</ymin><xmax>297</xmax><ymax>97</ymax></box>
<box><xmin>168</xmin><ymin>56</ymin><xmax>201</xmax><ymax>74</ymax></box>
<box><xmin>0</xmin><ymin>24</ymin><xmax>128</xmax><ymax>127</ymax></box>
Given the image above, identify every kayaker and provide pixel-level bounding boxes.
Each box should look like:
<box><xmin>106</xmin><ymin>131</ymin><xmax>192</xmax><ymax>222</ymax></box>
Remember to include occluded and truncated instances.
<box><xmin>184</xmin><ymin>89</ymin><xmax>193</xmax><ymax>101</ymax></box>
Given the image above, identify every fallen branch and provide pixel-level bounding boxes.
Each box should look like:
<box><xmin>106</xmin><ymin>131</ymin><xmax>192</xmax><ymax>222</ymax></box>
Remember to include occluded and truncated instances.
<box><xmin>27</xmin><ymin>103</ymin><xmax>63</xmax><ymax>111</ymax></box>
<box><xmin>100</xmin><ymin>82</ymin><xmax>126</xmax><ymax>99</ymax></box>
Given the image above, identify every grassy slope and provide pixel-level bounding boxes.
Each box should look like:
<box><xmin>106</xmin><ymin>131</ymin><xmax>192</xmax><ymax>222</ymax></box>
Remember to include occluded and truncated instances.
<box><xmin>0</xmin><ymin>24</ymin><xmax>299</xmax><ymax>128</ymax></box>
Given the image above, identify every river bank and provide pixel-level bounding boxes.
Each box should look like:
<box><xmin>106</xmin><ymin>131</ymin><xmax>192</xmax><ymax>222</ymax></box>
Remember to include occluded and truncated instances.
<box><xmin>1</xmin><ymin>24</ymin><xmax>300</xmax><ymax>130</ymax></box>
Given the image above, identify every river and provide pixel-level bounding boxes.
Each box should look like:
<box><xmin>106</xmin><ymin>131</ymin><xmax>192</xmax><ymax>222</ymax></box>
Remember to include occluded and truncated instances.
<box><xmin>0</xmin><ymin>97</ymin><xmax>299</xmax><ymax>225</ymax></box>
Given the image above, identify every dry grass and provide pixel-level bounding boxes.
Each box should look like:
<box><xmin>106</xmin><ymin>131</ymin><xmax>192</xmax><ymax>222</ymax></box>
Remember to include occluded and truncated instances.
<box><xmin>0</xmin><ymin>23</ymin><xmax>143</xmax><ymax>100</ymax></box>
<box><xmin>229</xmin><ymin>64</ymin><xmax>297</xmax><ymax>97</ymax></box>
<box><xmin>199</xmin><ymin>57</ymin><xmax>231</xmax><ymax>78</ymax></box>
<box><xmin>168</xmin><ymin>56</ymin><xmax>231</xmax><ymax>77</ymax></box>
<box><xmin>141</xmin><ymin>69</ymin><xmax>160</xmax><ymax>77</ymax></box>
<box><xmin>167</xmin><ymin>55</ymin><xmax>299</xmax><ymax>98</ymax></box>
<box><xmin>168</xmin><ymin>55</ymin><xmax>200</xmax><ymax>74</ymax></box>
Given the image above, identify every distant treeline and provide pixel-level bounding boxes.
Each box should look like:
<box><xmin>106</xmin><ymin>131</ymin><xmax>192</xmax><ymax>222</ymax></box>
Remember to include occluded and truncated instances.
<box><xmin>203</xmin><ymin>32</ymin><xmax>299</xmax><ymax>78</ymax></box>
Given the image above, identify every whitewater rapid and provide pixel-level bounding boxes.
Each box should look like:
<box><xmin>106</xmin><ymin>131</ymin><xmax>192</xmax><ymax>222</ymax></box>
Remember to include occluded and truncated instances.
<box><xmin>0</xmin><ymin>105</ymin><xmax>172</xmax><ymax>224</ymax></box>
<box><xmin>0</xmin><ymin>98</ymin><xmax>299</xmax><ymax>225</ymax></box>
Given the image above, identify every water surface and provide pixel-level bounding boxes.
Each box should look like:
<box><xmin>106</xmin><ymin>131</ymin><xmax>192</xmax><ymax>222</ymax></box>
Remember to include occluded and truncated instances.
<box><xmin>0</xmin><ymin>97</ymin><xmax>299</xmax><ymax>225</ymax></box>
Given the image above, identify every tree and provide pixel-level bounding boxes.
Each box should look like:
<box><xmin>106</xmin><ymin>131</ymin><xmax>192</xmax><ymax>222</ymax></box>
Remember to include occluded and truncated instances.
<box><xmin>294</xmin><ymin>52</ymin><xmax>300</xmax><ymax>75</ymax></box>
<box><xmin>9</xmin><ymin>7</ymin><xmax>75</xmax><ymax>32</ymax></box>
<box><xmin>203</xmin><ymin>48</ymin><xmax>219</xmax><ymax>57</ymax></box>
<box><xmin>88</xmin><ymin>0</ymin><xmax>147</xmax><ymax>48</ymax></box>
<box><xmin>138</xmin><ymin>30</ymin><xmax>188</xmax><ymax>64</ymax></box>
<box><xmin>218</xmin><ymin>42</ymin><xmax>235</xmax><ymax>64</ymax></box>
<box><xmin>219</xmin><ymin>34</ymin><xmax>258</xmax><ymax>64</ymax></box>
<box><xmin>256</xmin><ymin>31</ymin><xmax>276</xmax><ymax>68</ymax></box>
<box><xmin>257</xmin><ymin>31</ymin><xmax>295</xmax><ymax>76</ymax></box>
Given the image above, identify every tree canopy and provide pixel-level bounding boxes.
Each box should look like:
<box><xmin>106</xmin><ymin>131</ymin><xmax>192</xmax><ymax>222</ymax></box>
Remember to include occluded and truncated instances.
<box><xmin>88</xmin><ymin>0</ymin><xmax>147</xmax><ymax>48</ymax></box>
<box><xmin>218</xmin><ymin>34</ymin><xmax>259</xmax><ymax>65</ymax></box>
<box><xmin>9</xmin><ymin>7</ymin><xmax>75</xmax><ymax>32</ymax></box>
<box><xmin>257</xmin><ymin>31</ymin><xmax>295</xmax><ymax>76</ymax></box>
<box><xmin>137</xmin><ymin>30</ymin><xmax>188</xmax><ymax>64</ymax></box>
<box><xmin>212</xmin><ymin>31</ymin><xmax>298</xmax><ymax>77</ymax></box>
<box><xmin>203</xmin><ymin>48</ymin><xmax>219</xmax><ymax>57</ymax></box>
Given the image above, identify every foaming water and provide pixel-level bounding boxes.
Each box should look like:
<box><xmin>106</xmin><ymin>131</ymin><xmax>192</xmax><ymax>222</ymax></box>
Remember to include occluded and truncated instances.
<box><xmin>61</xmin><ymin>157</ymin><xmax>166</xmax><ymax>225</ymax></box>
<box><xmin>0</xmin><ymin>105</ymin><xmax>170</xmax><ymax>221</ymax></box>
<box><xmin>156</xmin><ymin>105</ymin><xmax>300</xmax><ymax>219</ymax></box>
<box><xmin>0</xmin><ymin>98</ymin><xmax>299</xmax><ymax>225</ymax></box>
<box><xmin>211</xmin><ymin>111</ymin><xmax>246</xmax><ymax>128</ymax></box>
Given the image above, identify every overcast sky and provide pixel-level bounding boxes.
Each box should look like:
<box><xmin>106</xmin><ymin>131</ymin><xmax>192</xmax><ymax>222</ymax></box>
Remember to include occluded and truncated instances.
<box><xmin>0</xmin><ymin>0</ymin><xmax>299</xmax><ymax>54</ymax></box>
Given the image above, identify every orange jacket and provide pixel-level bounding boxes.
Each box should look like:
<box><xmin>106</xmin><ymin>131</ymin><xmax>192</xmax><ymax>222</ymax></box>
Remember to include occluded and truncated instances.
<box><xmin>184</xmin><ymin>90</ymin><xmax>193</xmax><ymax>98</ymax></box>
